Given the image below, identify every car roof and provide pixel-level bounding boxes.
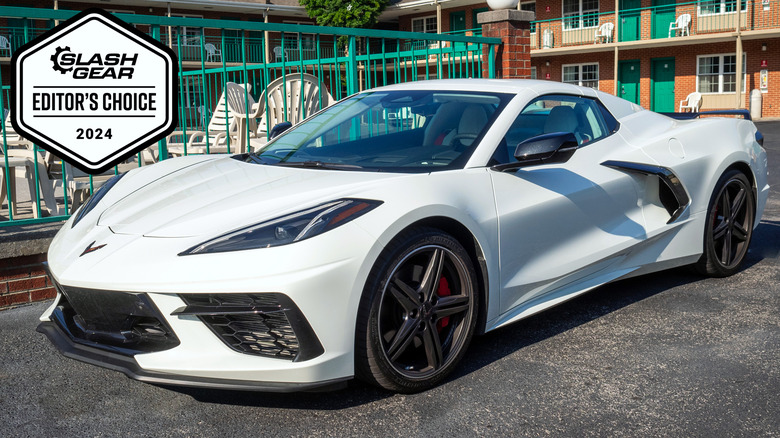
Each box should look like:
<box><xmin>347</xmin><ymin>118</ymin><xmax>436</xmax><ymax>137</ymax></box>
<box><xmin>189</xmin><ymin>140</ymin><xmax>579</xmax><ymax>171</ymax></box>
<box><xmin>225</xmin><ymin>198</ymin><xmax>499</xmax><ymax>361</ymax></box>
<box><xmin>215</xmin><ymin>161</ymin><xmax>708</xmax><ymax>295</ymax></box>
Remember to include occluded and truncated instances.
<box><xmin>371</xmin><ymin>78</ymin><xmax>595</xmax><ymax>97</ymax></box>
<box><xmin>368</xmin><ymin>79</ymin><xmax>643</xmax><ymax>120</ymax></box>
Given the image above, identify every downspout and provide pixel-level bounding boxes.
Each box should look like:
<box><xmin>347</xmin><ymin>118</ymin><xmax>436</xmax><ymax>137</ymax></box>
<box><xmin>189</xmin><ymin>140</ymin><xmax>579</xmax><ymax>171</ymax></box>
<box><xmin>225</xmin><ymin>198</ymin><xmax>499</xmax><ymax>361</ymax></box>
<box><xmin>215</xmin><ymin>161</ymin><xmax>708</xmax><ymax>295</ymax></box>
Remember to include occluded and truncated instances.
<box><xmin>614</xmin><ymin>1</ymin><xmax>619</xmax><ymax>96</ymax></box>
<box><xmin>735</xmin><ymin>4</ymin><xmax>743</xmax><ymax>108</ymax></box>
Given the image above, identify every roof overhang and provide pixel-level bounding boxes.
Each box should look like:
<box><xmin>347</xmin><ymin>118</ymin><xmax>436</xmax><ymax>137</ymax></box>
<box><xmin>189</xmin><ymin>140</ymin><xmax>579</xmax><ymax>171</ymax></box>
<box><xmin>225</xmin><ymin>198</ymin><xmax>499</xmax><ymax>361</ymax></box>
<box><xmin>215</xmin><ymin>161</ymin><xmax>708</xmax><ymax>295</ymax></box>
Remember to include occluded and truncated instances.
<box><xmin>380</xmin><ymin>0</ymin><xmax>487</xmax><ymax>21</ymax></box>
<box><xmin>65</xmin><ymin>0</ymin><xmax>309</xmax><ymax>17</ymax></box>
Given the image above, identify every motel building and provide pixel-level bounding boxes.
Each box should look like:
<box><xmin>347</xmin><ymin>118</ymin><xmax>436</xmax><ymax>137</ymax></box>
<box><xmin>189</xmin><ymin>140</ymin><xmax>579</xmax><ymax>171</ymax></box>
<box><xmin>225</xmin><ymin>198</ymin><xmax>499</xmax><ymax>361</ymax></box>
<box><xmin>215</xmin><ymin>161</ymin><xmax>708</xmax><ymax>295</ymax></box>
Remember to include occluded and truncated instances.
<box><xmin>1</xmin><ymin>0</ymin><xmax>779</xmax><ymax>117</ymax></box>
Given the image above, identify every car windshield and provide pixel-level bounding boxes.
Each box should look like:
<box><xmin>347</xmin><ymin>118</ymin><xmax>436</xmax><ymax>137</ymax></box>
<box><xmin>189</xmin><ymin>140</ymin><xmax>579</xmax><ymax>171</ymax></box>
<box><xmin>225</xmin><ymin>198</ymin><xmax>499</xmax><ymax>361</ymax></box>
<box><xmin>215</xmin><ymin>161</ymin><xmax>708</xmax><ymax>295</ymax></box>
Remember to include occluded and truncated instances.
<box><xmin>252</xmin><ymin>89</ymin><xmax>511</xmax><ymax>172</ymax></box>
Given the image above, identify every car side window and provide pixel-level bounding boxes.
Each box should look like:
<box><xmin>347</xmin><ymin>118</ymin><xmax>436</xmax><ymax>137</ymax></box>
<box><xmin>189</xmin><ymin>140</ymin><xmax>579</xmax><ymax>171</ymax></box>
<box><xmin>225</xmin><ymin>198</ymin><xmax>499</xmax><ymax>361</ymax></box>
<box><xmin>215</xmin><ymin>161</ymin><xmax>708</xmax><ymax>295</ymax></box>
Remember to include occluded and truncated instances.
<box><xmin>490</xmin><ymin>95</ymin><xmax>614</xmax><ymax>165</ymax></box>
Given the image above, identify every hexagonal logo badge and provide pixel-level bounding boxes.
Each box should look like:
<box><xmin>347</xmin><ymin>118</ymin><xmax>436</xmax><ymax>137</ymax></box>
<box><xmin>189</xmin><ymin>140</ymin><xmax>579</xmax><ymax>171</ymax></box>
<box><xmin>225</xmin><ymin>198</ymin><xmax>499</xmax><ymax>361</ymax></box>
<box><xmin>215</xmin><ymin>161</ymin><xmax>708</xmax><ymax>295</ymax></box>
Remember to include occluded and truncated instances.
<box><xmin>11</xmin><ymin>8</ymin><xmax>177</xmax><ymax>174</ymax></box>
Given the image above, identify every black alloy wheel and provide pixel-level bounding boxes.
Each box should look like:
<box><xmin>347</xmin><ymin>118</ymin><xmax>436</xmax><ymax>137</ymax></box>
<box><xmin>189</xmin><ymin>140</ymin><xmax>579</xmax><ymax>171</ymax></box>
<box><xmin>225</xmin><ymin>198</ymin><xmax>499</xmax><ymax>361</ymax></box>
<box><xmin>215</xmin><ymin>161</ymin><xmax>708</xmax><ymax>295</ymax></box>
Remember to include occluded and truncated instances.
<box><xmin>356</xmin><ymin>228</ymin><xmax>478</xmax><ymax>392</ymax></box>
<box><xmin>695</xmin><ymin>169</ymin><xmax>755</xmax><ymax>277</ymax></box>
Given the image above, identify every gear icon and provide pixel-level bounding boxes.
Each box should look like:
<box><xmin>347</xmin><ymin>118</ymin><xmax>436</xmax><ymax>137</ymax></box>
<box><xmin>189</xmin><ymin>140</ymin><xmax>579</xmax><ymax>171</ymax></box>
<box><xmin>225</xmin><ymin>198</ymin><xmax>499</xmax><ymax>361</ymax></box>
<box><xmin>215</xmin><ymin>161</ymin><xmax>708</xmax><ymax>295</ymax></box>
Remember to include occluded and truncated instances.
<box><xmin>50</xmin><ymin>46</ymin><xmax>73</xmax><ymax>74</ymax></box>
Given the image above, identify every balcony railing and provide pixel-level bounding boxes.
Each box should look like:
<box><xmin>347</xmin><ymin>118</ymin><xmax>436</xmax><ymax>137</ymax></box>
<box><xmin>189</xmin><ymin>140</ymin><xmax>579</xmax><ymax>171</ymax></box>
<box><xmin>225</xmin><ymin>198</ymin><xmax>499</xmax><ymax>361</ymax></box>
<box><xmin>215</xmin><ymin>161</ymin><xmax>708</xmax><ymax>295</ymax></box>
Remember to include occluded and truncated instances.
<box><xmin>0</xmin><ymin>6</ymin><xmax>499</xmax><ymax>226</ymax></box>
<box><xmin>531</xmin><ymin>0</ymin><xmax>779</xmax><ymax>50</ymax></box>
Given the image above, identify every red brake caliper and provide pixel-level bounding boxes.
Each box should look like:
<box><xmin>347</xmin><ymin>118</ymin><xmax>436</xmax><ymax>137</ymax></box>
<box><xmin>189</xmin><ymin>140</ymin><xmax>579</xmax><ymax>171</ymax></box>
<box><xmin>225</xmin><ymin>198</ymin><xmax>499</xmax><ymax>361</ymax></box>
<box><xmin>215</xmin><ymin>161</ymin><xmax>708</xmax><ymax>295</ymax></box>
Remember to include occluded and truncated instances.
<box><xmin>436</xmin><ymin>277</ymin><xmax>451</xmax><ymax>331</ymax></box>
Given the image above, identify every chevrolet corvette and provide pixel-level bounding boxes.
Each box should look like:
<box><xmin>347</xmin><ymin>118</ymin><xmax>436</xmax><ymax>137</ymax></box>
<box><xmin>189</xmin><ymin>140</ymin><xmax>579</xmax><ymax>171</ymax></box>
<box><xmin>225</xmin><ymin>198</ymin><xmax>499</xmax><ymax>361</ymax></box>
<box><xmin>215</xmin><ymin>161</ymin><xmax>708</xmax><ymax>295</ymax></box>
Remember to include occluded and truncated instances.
<box><xmin>38</xmin><ymin>79</ymin><xmax>769</xmax><ymax>393</ymax></box>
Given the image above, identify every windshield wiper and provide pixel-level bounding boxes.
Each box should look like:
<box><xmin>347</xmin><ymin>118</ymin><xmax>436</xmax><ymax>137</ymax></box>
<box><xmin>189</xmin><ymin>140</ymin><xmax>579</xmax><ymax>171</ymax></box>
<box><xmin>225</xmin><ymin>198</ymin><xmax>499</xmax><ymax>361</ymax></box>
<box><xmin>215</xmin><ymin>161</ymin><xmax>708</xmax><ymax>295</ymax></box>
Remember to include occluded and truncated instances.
<box><xmin>274</xmin><ymin>160</ymin><xmax>364</xmax><ymax>170</ymax></box>
<box><xmin>244</xmin><ymin>153</ymin><xmax>275</xmax><ymax>165</ymax></box>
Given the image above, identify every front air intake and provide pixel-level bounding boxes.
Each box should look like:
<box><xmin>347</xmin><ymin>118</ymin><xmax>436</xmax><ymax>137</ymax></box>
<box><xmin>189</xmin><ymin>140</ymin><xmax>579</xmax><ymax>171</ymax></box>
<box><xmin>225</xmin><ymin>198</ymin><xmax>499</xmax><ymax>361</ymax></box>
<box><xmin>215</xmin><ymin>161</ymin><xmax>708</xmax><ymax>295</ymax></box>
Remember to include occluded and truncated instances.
<box><xmin>51</xmin><ymin>286</ymin><xmax>180</xmax><ymax>355</ymax></box>
<box><xmin>174</xmin><ymin>293</ymin><xmax>324</xmax><ymax>362</ymax></box>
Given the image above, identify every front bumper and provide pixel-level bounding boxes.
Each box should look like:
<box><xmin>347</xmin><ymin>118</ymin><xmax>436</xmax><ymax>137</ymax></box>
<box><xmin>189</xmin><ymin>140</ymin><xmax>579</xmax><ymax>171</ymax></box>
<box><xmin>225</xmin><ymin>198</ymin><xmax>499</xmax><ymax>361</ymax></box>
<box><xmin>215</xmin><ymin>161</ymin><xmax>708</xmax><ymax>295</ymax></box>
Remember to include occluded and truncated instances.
<box><xmin>37</xmin><ymin>320</ymin><xmax>348</xmax><ymax>392</ymax></box>
<box><xmin>41</xmin><ymin>218</ymin><xmax>386</xmax><ymax>390</ymax></box>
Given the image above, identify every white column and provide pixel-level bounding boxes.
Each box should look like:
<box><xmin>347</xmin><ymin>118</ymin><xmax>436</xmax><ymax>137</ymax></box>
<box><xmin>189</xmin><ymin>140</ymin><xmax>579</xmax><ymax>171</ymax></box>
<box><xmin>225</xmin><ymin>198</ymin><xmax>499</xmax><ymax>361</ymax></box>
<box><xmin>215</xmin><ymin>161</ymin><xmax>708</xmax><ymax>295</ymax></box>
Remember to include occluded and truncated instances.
<box><xmin>264</xmin><ymin>9</ymin><xmax>270</xmax><ymax>64</ymax></box>
<box><xmin>436</xmin><ymin>1</ymin><xmax>442</xmax><ymax>34</ymax></box>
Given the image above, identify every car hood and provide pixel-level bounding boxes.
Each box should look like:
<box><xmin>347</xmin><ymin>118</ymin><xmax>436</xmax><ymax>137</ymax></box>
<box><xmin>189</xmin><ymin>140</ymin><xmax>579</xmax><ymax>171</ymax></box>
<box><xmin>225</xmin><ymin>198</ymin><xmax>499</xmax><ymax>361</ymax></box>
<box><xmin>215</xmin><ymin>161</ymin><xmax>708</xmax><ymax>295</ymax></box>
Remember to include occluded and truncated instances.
<box><xmin>97</xmin><ymin>156</ymin><xmax>405</xmax><ymax>238</ymax></box>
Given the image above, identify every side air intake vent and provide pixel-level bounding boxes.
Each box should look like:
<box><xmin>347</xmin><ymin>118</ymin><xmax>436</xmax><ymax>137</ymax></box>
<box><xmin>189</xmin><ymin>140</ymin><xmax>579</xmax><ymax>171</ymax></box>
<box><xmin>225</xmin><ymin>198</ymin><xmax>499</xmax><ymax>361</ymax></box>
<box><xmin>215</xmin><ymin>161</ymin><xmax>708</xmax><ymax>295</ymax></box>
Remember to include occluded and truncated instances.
<box><xmin>601</xmin><ymin>160</ymin><xmax>691</xmax><ymax>223</ymax></box>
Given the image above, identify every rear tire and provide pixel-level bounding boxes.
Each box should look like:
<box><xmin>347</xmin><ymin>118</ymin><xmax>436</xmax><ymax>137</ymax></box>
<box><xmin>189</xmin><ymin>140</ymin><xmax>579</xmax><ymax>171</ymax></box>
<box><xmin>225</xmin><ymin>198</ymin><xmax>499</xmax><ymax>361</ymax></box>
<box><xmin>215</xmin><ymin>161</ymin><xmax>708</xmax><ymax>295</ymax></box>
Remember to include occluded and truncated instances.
<box><xmin>694</xmin><ymin>169</ymin><xmax>755</xmax><ymax>277</ymax></box>
<box><xmin>355</xmin><ymin>228</ymin><xmax>478</xmax><ymax>393</ymax></box>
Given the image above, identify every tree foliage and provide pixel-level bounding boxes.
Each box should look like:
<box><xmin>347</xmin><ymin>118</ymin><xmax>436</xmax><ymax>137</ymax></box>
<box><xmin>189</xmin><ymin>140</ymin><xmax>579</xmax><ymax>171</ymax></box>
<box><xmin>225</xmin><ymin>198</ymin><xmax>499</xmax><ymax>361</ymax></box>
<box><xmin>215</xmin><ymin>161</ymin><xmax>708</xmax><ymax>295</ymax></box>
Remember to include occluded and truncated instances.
<box><xmin>299</xmin><ymin>0</ymin><xmax>389</xmax><ymax>29</ymax></box>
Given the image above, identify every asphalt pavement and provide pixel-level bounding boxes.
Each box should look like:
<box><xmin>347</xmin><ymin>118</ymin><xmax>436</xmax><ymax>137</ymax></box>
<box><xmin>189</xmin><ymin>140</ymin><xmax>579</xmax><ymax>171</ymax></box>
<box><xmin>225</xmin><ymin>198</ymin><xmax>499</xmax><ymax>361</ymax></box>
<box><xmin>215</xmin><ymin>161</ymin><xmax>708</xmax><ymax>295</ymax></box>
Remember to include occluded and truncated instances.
<box><xmin>1</xmin><ymin>122</ymin><xmax>778</xmax><ymax>437</ymax></box>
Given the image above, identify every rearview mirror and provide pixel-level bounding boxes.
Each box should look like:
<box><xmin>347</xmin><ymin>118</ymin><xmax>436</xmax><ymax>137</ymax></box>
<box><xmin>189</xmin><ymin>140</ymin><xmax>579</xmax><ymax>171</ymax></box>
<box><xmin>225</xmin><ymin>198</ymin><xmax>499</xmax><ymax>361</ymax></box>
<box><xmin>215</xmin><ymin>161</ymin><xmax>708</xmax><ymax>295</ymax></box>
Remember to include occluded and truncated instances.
<box><xmin>269</xmin><ymin>121</ymin><xmax>293</xmax><ymax>140</ymax></box>
<box><xmin>513</xmin><ymin>132</ymin><xmax>578</xmax><ymax>167</ymax></box>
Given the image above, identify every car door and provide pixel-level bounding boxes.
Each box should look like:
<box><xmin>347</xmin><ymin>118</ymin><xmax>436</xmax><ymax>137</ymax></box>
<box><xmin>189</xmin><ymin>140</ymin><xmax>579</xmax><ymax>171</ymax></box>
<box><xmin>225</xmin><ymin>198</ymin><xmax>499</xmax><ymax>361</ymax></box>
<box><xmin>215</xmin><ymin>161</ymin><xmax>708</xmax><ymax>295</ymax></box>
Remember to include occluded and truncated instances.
<box><xmin>489</xmin><ymin>95</ymin><xmax>647</xmax><ymax>321</ymax></box>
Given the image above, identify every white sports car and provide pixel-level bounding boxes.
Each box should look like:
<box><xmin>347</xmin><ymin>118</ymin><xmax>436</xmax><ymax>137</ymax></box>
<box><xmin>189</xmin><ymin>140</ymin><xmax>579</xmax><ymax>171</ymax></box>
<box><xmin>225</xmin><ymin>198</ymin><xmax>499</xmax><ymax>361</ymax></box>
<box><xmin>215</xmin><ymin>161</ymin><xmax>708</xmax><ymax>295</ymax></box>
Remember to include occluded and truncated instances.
<box><xmin>38</xmin><ymin>79</ymin><xmax>769</xmax><ymax>393</ymax></box>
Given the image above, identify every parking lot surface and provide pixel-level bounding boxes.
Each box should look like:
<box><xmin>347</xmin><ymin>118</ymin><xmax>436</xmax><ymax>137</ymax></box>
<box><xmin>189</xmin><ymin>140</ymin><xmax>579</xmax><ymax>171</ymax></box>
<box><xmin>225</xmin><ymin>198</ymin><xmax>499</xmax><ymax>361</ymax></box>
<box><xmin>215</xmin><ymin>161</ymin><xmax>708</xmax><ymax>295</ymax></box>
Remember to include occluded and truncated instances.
<box><xmin>1</xmin><ymin>122</ymin><xmax>778</xmax><ymax>437</ymax></box>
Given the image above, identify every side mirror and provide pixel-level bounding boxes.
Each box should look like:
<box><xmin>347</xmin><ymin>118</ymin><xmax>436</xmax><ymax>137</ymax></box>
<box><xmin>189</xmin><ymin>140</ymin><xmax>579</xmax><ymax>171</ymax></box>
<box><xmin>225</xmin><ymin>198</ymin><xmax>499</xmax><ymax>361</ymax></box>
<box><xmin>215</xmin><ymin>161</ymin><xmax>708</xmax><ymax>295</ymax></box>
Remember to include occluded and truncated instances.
<box><xmin>513</xmin><ymin>132</ymin><xmax>578</xmax><ymax>167</ymax></box>
<box><xmin>269</xmin><ymin>121</ymin><xmax>292</xmax><ymax>140</ymax></box>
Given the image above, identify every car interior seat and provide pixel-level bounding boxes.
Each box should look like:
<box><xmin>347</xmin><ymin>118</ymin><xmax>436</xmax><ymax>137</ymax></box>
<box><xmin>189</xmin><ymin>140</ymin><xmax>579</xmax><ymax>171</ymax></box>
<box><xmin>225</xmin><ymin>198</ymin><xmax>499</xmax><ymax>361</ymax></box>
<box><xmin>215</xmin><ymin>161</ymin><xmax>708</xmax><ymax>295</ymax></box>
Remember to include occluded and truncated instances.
<box><xmin>422</xmin><ymin>102</ymin><xmax>462</xmax><ymax>146</ymax></box>
<box><xmin>451</xmin><ymin>104</ymin><xmax>489</xmax><ymax>148</ymax></box>
<box><xmin>543</xmin><ymin>105</ymin><xmax>582</xmax><ymax>144</ymax></box>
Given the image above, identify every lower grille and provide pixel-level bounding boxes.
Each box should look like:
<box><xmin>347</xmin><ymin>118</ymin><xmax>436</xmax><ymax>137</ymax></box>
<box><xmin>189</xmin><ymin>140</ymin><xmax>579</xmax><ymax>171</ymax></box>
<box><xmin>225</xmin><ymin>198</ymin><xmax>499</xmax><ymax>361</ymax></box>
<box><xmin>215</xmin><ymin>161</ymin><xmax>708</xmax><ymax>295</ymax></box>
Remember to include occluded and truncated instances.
<box><xmin>52</xmin><ymin>285</ymin><xmax>180</xmax><ymax>355</ymax></box>
<box><xmin>176</xmin><ymin>293</ymin><xmax>324</xmax><ymax>362</ymax></box>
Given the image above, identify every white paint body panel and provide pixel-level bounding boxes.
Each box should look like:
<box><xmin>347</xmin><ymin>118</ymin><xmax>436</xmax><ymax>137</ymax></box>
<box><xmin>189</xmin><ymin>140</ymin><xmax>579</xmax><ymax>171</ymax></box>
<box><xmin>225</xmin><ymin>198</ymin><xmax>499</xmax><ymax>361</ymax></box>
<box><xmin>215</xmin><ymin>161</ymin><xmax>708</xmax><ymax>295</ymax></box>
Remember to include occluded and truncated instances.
<box><xmin>42</xmin><ymin>79</ymin><xmax>769</xmax><ymax>387</ymax></box>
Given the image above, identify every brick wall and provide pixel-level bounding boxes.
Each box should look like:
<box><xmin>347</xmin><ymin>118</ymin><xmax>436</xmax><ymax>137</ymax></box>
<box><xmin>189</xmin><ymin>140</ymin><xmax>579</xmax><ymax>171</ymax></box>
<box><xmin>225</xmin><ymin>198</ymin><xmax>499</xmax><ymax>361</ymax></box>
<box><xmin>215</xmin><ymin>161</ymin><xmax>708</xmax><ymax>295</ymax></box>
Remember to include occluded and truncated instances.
<box><xmin>480</xmin><ymin>12</ymin><xmax>533</xmax><ymax>79</ymax></box>
<box><xmin>531</xmin><ymin>37</ymin><xmax>780</xmax><ymax>117</ymax></box>
<box><xmin>531</xmin><ymin>51</ymin><xmax>615</xmax><ymax>93</ymax></box>
<box><xmin>0</xmin><ymin>254</ymin><xmax>55</xmax><ymax>311</ymax></box>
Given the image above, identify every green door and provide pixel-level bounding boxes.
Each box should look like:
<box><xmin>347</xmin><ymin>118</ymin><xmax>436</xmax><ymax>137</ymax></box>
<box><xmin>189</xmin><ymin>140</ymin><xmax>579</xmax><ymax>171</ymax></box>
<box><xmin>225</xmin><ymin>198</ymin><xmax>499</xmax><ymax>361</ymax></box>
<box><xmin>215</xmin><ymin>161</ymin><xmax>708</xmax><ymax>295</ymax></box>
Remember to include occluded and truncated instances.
<box><xmin>619</xmin><ymin>0</ymin><xmax>641</xmax><ymax>42</ymax></box>
<box><xmin>651</xmin><ymin>58</ymin><xmax>675</xmax><ymax>112</ymax></box>
<box><xmin>652</xmin><ymin>0</ymin><xmax>676</xmax><ymax>39</ymax></box>
<box><xmin>221</xmin><ymin>17</ymin><xmax>242</xmax><ymax>63</ymax></box>
<box><xmin>451</xmin><ymin>11</ymin><xmax>467</xmax><ymax>50</ymax></box>
<box><xmin>472</xmin><ymin>7</ymin><xmax>489</xmax><ymax>35</ymax></box>
<box><xmin>8</xmin><ymin>18</ymin><xmax>34</xmax><ymax>50</ymax></box>
<box><xmin>618</xmin><ymin>60</ymin><xmax>641</xmax><ymax>104</ymax></box>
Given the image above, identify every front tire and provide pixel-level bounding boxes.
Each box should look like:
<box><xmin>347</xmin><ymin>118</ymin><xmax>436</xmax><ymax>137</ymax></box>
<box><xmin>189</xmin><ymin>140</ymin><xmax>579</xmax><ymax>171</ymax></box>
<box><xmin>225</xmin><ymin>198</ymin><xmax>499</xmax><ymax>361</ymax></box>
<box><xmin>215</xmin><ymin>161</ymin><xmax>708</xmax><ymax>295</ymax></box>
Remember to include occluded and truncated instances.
<box><xmin>356</xmin><ymin>228</ymin><xmax>478</xmax><ymax>393</ymax></box>
<box><xmin>694</xmin><ymin>169</ymin><xmax>755</xmax><ymax>277</ymax></box>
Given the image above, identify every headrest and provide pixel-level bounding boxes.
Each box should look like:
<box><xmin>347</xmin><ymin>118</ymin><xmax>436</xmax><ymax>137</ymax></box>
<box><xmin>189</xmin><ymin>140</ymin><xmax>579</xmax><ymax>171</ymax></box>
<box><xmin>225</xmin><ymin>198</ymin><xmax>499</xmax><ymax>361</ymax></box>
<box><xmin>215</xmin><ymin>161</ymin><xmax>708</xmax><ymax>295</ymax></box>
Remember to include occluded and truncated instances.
<box><xmin>543</xmin><ymin>105</ymin><xmax>578</xmax><ymax>134</ymax></box>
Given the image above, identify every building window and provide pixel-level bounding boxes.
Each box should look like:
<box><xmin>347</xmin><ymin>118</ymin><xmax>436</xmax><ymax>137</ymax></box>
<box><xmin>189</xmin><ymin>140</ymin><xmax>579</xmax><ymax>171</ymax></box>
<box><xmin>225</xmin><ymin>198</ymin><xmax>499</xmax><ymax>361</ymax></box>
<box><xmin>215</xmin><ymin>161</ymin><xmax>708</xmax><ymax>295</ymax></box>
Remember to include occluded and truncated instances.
<box><xmin>563</xmin><ymin>0</ymin><xmax>599</xmax><ymax>30</ymax></box>
<box><xmin>698</xmin><ymin>0</ymin><xmax>747</xmax><ymax>15</ymax></box>
<box><xmin>530</xmin><ymin>67</ymin><xmax>537</xmax><ymax>80</ymax></box>
<box><xmin>282</xmin><ymin>21</ymin><xmax>316</xmax><ymax>52</ymax></box>
<box><xmin>412</xmin><ymin>16</ymin><xmax>437</xmax><ymax>34</ymax></box>
<box><xmin>563</xmin><ymin>63</ymin><xmax>598</xmax><ymax>88</ymax></box>
<box><xmin>697</xmin><ymin>54</ymin><xmax>746</xmax><ymax>93</ymax></box>
<box><xmin>521</xmin><ymin>1</ymin><xmax>536</xmax><ymax>13</ymax></box>
<box><xmin>171</xmin><ymin>13</ymin><xmax>204</xmax><ymax>46</ymax></box>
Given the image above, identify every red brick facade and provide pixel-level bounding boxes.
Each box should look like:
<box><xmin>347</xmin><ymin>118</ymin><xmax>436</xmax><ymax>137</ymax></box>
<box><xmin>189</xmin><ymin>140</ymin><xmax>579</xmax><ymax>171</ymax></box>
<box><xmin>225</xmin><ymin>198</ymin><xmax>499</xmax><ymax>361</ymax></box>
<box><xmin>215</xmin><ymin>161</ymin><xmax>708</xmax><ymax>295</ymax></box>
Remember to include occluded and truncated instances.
<box><xmin>480</xmin><ymin>15</ymin><xmax>533</xmax><ymax>79</ymax></box>
<box><xmin>2</xmin><ymin>1</ymin><xmax>778</xmax><ymax>116</ymax></box>
<box><xmin>0</xmin><ymin>254</ymin><xmax>55</xmax><ymax>311</ymax></box>
<box><xmin>530</xmin><ymin>40</ymin><xmax>780</xmax><ymax>115</ymax></box>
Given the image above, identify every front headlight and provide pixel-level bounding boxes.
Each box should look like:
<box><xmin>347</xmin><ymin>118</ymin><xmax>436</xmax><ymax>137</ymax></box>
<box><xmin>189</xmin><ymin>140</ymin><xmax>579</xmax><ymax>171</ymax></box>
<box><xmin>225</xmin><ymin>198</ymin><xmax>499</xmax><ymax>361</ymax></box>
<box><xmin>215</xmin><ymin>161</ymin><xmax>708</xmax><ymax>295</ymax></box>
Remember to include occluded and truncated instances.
<box><xmin>180</xmin><ymin>198</ymin><xmax>382</xmax><ymax>255</ymax></box>
<box><xmin>71</xmin><ymin>172</ymin><xmax>127</xmax><ymax>228</ymax></box>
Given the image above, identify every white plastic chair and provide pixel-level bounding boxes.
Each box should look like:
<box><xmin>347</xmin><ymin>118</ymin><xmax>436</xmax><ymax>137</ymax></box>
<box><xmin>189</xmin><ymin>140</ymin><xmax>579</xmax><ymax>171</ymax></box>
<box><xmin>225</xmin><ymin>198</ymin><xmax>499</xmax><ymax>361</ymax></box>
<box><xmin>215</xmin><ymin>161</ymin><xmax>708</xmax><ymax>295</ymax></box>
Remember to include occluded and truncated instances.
<box><xmin>679</xmin><ymin>92</ymin><xmax>702</xmax><ymax>112</ymax></box>
<box><xmin>254</xmin><ymin>73</ymin><xmax>336</xmax><ymax>141</ymax></box>
<box><xmin>225</xmin><ymin>82</ymin><xmax>264</xmax><ymax>155</ymax></box>
<box><xmin>166</xmin><ymin>84</ymin><xmax>252</xmax><ymax>156</ymax></box>
<box><xmin>542</xmin><ymin>29</ymin><xmax>553</xmax><ymax>49</ymax></box>
<box><xmin>668</xmin><ymin>14</ymin><xmax>691</xmax><ymax>38</ymax></box>
<box><xmin>273</xmin><ymin>46</ymin><xmax>284</xmax><ymax>62</ymax></box>
<box><xmin>594</xmin><ymin>22</ymin><xmax>614</xmax><ymax>43</ymax></box>
<box><xmin>204</xmin><ymin>43</ymin><xmax>221</xmax><ymax>62</ymax></box>
<box><xmin>0</xmin><ymin>36</ymin><xmax>10</xmax><ymax>57</ymax></box>
<box><xmin>1</xmin><ymin>112</ymin><xmax>54</xmax><ymax>218</ymax></box>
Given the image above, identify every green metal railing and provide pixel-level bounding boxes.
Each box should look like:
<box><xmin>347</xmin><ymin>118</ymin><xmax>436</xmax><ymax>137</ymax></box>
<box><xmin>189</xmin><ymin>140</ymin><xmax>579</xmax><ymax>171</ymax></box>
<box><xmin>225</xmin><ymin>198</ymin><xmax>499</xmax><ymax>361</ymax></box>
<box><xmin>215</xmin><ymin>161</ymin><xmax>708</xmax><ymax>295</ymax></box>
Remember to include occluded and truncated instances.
<box><xmin>531</xmin><ymin>0</ymin><xmax>778</xmax><ymax>50</ymax></box>
<box><xmin>0</xmin><ymin>6</ymin><xmax>499</xmax><ymax>226</ymax></box>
